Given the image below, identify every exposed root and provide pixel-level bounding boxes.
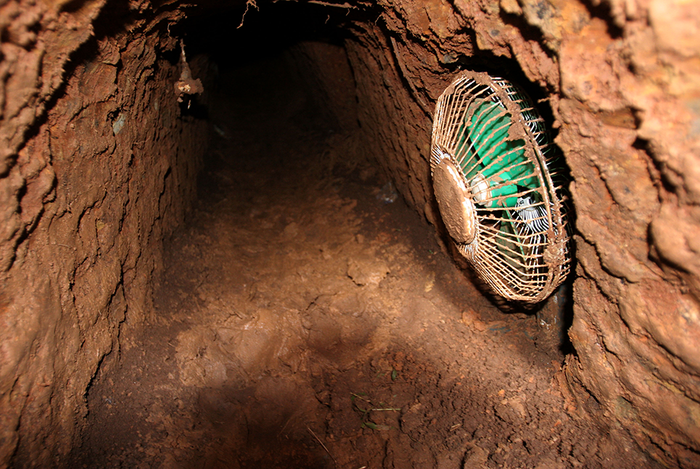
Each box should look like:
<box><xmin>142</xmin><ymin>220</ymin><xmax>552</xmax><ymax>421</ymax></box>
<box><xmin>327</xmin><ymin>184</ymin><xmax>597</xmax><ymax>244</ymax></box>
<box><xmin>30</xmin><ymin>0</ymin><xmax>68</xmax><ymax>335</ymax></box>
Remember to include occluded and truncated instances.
<box><xmin>237</xmin><ymin>0</ymin><xmax>259</xmax><ymax>29</ymax></box>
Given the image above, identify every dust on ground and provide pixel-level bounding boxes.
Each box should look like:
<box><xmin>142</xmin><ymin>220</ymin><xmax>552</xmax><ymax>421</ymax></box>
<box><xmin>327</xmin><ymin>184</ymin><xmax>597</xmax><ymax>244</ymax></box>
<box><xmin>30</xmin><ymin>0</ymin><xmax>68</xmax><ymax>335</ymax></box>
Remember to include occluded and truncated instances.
<box><xmin>71</xmin><ymin>51</ymin><xmax>656</xmax><ymax>469</ymax></box>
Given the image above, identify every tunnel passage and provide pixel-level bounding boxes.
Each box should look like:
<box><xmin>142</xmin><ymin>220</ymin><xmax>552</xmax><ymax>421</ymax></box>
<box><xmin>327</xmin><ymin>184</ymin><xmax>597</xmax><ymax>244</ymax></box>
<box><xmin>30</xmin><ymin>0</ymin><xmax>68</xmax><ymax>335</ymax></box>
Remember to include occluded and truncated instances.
<box><xmin>70</xmin><ymin>9</ymin><xmax>598</xmax><ymax>467</ymax></box>
<box><xmin>1</xmin><ymin>0</ymin><xmax>700</xmax><ymax>468</ymax></box>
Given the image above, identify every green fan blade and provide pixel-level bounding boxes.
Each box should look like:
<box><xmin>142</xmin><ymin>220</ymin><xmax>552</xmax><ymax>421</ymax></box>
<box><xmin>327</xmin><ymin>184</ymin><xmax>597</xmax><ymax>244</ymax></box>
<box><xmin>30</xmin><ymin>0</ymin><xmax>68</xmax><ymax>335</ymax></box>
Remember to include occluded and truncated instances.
<box><xmin>456</xmin><ymin>98</ymin><xmax>538</xmax><ymax>209</ymax></box>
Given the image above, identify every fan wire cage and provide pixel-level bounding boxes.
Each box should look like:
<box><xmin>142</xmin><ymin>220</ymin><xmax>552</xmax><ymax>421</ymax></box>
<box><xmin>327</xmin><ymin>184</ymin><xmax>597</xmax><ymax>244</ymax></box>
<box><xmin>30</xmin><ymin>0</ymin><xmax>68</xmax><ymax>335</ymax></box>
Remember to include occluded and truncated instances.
<box><xmin>430</xmin><ymin>71</ymin><xmax>571</xmax><ymax>303</ymax></box>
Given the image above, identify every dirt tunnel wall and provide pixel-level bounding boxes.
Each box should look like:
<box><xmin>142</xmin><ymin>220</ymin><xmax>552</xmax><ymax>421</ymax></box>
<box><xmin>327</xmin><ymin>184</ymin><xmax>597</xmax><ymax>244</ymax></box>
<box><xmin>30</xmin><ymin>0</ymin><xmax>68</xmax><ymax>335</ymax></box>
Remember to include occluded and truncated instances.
<box><xmin>1</xmin><ymin>0</ymin><xmax>699</xmax><ymax>467</ymax></box>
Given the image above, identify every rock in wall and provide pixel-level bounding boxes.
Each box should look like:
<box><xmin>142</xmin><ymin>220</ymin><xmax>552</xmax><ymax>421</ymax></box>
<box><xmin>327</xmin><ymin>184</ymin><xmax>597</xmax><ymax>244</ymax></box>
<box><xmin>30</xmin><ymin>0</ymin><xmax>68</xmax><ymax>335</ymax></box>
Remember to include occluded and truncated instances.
<box><xmin>343</xmin><ymin>0</ymin><xmax>700</xmax><ymax>466</ymax></box>
<box><xmin>0</xmin><ymin>1</ymin><xmax>208</xmax><ymax>466</ymax></box>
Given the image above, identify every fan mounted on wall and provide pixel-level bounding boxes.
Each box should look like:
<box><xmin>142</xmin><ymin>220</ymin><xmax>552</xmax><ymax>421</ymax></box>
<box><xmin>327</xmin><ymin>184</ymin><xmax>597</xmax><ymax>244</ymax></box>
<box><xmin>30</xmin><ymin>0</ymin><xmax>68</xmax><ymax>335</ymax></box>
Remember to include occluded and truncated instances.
<box><xmin>430</xmin><ymin>71</ymin><xmax>571</xmax><ymax>303</ymax></box>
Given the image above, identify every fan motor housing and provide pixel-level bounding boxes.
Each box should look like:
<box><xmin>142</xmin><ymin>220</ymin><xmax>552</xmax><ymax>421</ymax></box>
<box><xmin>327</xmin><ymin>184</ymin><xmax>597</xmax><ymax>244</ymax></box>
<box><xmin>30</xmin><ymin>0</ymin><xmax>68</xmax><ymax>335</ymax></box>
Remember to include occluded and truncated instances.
<box><xmin>432</xmin><ymin>156</ymin><xmax>477</xmax><ymax>245</ymax></box>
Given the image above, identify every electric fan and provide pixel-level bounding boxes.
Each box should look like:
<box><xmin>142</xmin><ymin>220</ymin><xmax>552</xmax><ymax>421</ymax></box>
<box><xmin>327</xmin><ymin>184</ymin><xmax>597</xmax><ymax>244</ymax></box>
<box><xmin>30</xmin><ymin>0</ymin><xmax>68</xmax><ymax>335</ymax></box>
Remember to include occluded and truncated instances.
<box><xmin>430</xmin><ymin>71</ymin><xmax>571</xmax><ymax>303</ymax></box>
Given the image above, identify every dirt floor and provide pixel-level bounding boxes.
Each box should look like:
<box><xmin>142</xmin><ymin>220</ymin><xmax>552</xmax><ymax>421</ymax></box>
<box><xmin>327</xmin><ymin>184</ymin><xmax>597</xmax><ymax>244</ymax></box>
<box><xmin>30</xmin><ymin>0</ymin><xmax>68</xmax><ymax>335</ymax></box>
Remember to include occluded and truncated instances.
<box><xmin>70</xmin><ymin>52</ymin><xmax>658</xmax><ymax>469</ymax></box>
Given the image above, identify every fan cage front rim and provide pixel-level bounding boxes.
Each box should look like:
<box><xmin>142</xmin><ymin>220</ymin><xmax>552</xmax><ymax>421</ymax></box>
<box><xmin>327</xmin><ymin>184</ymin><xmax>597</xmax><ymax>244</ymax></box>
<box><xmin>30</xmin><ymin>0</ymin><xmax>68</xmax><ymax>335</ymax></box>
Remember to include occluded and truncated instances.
<box><xmin>430</xmin><ymin>71</ymin><xmax>572</xmax><ymax>303</ymax></box>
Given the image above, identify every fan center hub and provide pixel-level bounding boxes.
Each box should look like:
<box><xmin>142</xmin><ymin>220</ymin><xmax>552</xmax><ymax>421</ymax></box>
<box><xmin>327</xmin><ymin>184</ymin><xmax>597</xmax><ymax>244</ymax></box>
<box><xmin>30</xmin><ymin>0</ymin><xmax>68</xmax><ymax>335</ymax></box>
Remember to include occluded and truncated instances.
<box><xmin>432</xmin><ymin>158</ymin><xmax>477</xmax><ymax>245</ymax></box>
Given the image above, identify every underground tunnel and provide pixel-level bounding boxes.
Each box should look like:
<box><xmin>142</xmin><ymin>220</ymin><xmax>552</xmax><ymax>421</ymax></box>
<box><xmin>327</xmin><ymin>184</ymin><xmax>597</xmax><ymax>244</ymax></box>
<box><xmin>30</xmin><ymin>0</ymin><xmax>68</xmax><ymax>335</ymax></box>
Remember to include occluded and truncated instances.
<box><xmin>1</xmin><ymin>0</ymin><xmax>700</xmax><ymax>467</ymax></box>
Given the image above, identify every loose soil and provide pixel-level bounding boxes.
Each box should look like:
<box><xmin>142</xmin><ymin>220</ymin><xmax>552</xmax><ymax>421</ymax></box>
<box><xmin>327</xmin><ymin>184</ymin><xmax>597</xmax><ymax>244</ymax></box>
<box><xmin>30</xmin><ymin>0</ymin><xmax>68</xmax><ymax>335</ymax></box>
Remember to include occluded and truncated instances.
<box><xmin>72</xmin><ymin>51</ymin><xmax>655</xmax><ymax>469</ymax></box>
